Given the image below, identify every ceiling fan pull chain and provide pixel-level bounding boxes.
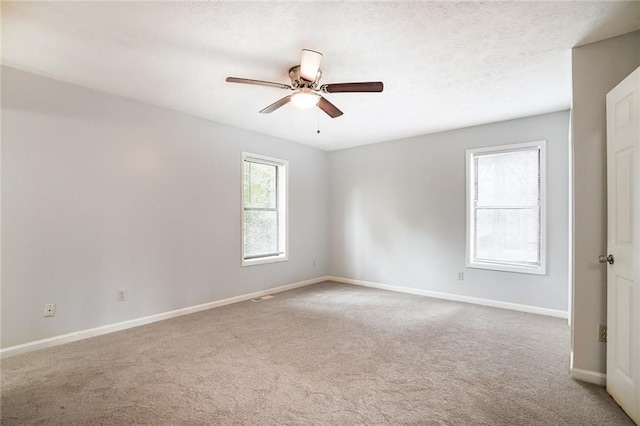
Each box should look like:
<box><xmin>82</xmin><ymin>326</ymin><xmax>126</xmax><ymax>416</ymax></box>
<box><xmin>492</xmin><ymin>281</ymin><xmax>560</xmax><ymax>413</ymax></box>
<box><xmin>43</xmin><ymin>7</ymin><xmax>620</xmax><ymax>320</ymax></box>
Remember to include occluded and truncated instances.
<box><xmin>317</xmin><ymin>108</ymin><xmax>321</xmax><ymax>134</ymax></box>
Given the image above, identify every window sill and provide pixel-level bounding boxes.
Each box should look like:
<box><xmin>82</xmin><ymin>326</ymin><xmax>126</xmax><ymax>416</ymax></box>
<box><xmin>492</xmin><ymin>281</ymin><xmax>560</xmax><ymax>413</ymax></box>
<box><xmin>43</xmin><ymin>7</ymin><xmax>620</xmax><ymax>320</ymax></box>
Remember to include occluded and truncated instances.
<box><xmin>242</xmin><ymin>254</ymin><xmax>289</xmax><ymax>267</ymax></box>
<box><xmin>466</xmin><ymin>261</ymin><xmax>546</xmax><ymax>276</ymax></box>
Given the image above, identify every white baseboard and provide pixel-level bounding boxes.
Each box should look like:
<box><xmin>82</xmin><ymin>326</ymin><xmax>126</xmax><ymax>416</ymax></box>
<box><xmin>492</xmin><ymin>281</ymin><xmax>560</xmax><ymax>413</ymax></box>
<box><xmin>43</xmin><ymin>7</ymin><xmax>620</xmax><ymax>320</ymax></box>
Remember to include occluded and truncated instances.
<box><xmin>569</xmin><ymin>352</ymin><xmax>606</xmax><ymax>386</ymax></box>
<box><xmin>570</xmin><ymin>367</ymin><xmax>607</xmax><ymax>386</ymax></box>
<box><xmin>1</xmin><ymin>275</ymin><xmax>570</xmax><ymax>358</ymax></box>
<box><xmin>327</xmin><ymin>276</ymin><xmax>569</xmax><ymax>319</ymax></box>
<box><xmin>1</xmin><ymin>276</ymin><xmax>328</xmax><ymax>358</ymax></box>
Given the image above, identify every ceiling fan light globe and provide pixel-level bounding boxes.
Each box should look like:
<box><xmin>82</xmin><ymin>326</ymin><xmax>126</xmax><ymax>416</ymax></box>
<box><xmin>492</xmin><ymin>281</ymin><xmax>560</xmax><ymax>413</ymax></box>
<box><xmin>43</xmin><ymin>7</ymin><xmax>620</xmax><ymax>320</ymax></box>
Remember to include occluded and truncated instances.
<box><xmin>291</xmin><ymin>92</ymin><xmax>319</xmax><ymax>109</ymax></box>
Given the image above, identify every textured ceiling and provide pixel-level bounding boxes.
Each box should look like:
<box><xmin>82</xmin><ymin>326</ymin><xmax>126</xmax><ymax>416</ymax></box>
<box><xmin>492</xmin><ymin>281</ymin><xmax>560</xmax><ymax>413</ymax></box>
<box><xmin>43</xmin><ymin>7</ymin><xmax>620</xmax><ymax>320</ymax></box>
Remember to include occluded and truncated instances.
<box><xmin>2</xmin><ymin>2</ymin><xmax>639</xmax><ymax>151</ymax></box>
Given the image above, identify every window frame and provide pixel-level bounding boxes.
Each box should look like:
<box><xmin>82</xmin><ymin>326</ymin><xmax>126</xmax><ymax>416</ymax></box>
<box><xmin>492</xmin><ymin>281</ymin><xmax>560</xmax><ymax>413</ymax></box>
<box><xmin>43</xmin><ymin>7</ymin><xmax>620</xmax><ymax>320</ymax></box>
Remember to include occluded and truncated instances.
<box><xmin>465</xmin><ymin>140</ymin><xmax>547</xmax><ymax>275</ymax></box>
<box><xmin>241</xmin><ymin>152</ymin><xmax>288</xmax><ymax>267</ymax></box>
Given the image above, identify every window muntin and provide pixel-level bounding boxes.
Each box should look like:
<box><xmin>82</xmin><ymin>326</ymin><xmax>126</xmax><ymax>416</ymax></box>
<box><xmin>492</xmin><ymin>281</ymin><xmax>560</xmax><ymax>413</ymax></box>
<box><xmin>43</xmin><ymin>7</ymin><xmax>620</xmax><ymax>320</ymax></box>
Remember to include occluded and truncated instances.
<box><xmin>466</xmin><ymin>141</ymin><xmax>546</xmax><ymax>275</ymax></box>
<box><xmin>242</xmin><ymin>153</ymin><xmax>288</xmax><ymax>266</ymax></box>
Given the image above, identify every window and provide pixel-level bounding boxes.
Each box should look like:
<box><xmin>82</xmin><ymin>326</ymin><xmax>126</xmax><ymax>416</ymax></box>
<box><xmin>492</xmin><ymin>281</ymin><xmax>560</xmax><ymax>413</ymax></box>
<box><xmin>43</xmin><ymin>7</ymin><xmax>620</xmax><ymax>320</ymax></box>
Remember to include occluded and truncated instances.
<box><xmin>242</xmin><ymin>153</ymin><xmax>288</xmax><ymax>266</ymax></box>
<box><xmin>466</xmin><ymin>141</ymin><xmax>546</xmax><ymax>275</ymax></box>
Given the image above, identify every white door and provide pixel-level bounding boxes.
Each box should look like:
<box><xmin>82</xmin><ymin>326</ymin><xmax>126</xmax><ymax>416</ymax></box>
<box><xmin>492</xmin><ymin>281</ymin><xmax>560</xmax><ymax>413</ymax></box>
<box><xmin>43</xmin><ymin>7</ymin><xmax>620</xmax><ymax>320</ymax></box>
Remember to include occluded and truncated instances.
<box><xmin>606</xmin><ymin>66</ymin><xmax>640</xmax><ymax>423</ymax></box>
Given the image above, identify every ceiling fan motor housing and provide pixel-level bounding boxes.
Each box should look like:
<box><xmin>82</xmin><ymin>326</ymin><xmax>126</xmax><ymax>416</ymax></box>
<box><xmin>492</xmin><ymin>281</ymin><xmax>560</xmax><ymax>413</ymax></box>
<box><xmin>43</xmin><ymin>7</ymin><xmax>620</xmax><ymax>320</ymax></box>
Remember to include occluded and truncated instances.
<box><xmin>289</xmin><ymin>65</ymin><xmax>321</xmax><ymax>89</ymax></box>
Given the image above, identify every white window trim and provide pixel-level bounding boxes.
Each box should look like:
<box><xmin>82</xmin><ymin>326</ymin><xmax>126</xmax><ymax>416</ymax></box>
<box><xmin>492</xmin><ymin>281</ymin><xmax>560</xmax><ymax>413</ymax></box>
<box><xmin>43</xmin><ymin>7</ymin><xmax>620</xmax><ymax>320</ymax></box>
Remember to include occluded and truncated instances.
<box><xmin>241</xmin><ymin>152</ymin><xmax>289</xmax><ymax>267</ymax></box>
<box><xmin>465</xmin><ymin>140</ymin><xmax>547</xmax><ymax>275</ymax></box>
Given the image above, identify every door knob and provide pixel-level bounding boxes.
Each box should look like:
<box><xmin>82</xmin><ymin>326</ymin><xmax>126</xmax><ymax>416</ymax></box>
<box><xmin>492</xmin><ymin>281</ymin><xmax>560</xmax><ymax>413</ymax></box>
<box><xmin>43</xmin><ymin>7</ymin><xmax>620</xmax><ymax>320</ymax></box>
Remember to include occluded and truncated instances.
<box><xmin>599</xmin><ymin>254</ymin><xmax>615</xmax><ymax>265</ymax></box>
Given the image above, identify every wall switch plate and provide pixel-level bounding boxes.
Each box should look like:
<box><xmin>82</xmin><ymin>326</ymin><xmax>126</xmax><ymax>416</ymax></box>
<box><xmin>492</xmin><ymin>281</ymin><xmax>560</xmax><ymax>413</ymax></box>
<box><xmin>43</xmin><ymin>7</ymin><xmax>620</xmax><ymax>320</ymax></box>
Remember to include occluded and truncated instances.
<box><xmin>117</xmin><ymin>290</ymin><xmax>126</xmax><ymax>302</ymax></box>
<box><xmin>457</xmin><ymin>272</ymin><xmax>464</xmax><ymax>280</ymax></box>
<box><xmin>598</xmin><ymin>324</ymin><xmax>607</xmax><ymax>343</ymax></box>
<box><xmin>44</xmin><ymin>303</ymin><xmax>56</xmax><ymax>317</ymax></box>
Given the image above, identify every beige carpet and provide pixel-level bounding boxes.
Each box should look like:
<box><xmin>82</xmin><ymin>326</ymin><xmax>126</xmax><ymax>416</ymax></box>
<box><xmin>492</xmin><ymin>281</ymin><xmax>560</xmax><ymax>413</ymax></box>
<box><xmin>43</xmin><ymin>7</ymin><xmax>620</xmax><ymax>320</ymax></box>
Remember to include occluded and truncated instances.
<box><xmin>1</xmin><ymin>281</ymin><xmax>633</xmax><ymax>425</ymax></box>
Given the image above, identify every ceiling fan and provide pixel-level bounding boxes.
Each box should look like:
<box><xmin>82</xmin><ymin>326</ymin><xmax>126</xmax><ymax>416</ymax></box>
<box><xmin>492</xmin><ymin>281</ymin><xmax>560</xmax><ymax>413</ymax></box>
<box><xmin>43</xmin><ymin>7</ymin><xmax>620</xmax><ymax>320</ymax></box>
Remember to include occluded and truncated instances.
<box><xmin>226</xmin><ymin>49</ymin><xmax>383</xmax><ymax>118</ymax></box>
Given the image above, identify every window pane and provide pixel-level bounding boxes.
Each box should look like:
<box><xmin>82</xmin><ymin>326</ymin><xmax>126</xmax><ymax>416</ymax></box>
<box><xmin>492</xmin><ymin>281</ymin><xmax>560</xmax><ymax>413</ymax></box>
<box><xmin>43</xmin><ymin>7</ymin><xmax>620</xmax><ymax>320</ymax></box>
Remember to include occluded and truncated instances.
<box><xmin>244</xmin><ymin>161</ymin><xmax>277</xmax><ymax>209</ymax></box>
<box><xmin>476</xmin><ymin>150</ymin><xmax>539</xmax><ymax>207</ymax></box>
<box><xmin>244</xmin><ymin>210</ymin><xmax>278</xmax><ymax>258</ymax></box>
<box><xmin>475</xmin><ymin>208</ymin><xmax>540</xmax><ymax>265</ymax></box>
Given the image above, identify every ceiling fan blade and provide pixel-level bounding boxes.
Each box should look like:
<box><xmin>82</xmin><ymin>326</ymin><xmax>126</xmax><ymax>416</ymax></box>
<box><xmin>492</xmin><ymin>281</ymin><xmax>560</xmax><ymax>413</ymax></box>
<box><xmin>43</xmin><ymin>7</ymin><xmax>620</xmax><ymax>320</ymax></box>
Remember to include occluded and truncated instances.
<box><xmin>317</xmin><ymin>96</ymin><xmax>343</xmax><ymax>118</ymax></box>
<box><xmin>260</xmin><ymin>95</ymin><xmax>292</xmax><ymax>114</ymax></box>
<box><xmin>322</xmin><ymin>82</ymin><xmax>384</xmax><ymax>93</ymax></box>
<box><xmin>300</xmin><ymin>49</ymin><xmax>323</xmax><ymax>82</ymax></box>
<box><xmin>226</xmin><ymin>77</ymin><xmax>292</xmax><ymax>90</ymax></box>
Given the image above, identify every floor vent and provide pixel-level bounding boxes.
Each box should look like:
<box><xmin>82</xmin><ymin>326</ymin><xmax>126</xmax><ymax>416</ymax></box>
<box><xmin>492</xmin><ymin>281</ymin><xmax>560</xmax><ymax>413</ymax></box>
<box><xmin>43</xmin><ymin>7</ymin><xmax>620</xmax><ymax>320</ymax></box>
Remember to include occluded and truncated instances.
<box><xmin>251</xmin><ymin>295</ymin><xmax>274</xmax><ymax>303</ymax></box>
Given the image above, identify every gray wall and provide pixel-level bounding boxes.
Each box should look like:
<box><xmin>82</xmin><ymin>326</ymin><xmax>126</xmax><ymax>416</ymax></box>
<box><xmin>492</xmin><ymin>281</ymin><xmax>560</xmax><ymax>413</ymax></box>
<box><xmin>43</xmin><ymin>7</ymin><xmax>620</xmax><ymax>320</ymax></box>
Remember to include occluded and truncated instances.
<box><xmin>1</xmin><ymin>66</ymin><xmax>329</xmax><ymax>348</ymax></box>
<box><xmin>571</xmin><ymin>31</ymin><xmax>640</xmax><ymax>374</ymax></box>
<box><xmin>328</xmin><ymin>111</ymin><xmax>570</xmax><ymax>311</ymax></box>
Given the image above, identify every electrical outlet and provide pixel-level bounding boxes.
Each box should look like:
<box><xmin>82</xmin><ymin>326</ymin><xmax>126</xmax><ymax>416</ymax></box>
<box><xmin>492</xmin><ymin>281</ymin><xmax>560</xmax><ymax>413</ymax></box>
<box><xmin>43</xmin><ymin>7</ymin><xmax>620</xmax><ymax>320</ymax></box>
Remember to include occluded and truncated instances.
<box><xmin>117</xmin><ymin>290</ymin><xmax>126</xmax><ymax>302</ymax></box>
<box><xmin>598</xmin><ymin>324</ymin><xmax>607</xmax><ymax>343</ymax></box>
<box><xmin>44</xmin><ymin>303</ymin><xmax>56</xmax><ymax>317</ymax></box>
<box><xmin>457</xmin><ymin>272</ymin><xmax>464</xmax><ymax>280</ymax></box>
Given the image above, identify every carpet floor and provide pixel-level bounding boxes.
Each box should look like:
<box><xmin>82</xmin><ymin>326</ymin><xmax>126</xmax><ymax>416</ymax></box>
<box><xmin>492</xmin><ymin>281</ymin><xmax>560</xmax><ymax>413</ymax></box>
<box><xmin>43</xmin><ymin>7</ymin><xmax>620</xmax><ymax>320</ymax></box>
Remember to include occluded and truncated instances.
<box><xmin>0</xmin><ymin>281</ymin><xmax>633</xmax><ymax>425</ymax></box>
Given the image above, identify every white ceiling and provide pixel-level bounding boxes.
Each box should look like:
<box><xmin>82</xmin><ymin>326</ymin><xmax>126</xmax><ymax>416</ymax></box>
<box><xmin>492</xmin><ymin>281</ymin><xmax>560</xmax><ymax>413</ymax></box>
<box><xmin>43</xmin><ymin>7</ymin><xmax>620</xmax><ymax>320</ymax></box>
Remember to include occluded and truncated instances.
<box><xmin>2</xmin><ymin>2</ymin><xmax>639</xmax><ymax>151</ymax></box>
